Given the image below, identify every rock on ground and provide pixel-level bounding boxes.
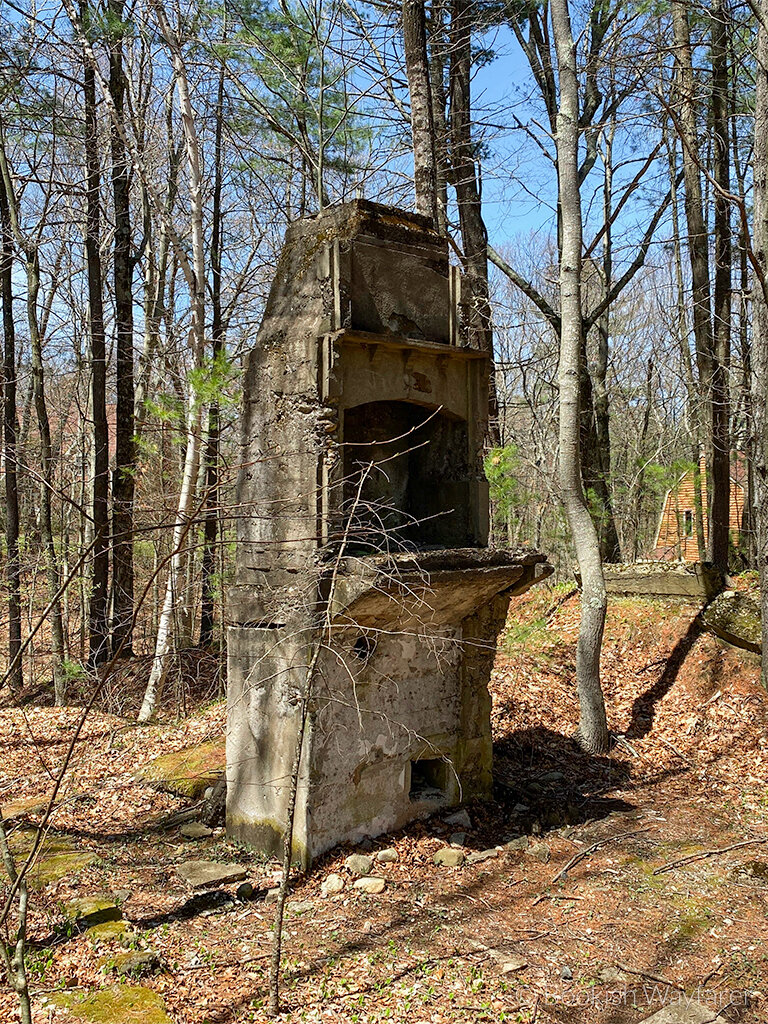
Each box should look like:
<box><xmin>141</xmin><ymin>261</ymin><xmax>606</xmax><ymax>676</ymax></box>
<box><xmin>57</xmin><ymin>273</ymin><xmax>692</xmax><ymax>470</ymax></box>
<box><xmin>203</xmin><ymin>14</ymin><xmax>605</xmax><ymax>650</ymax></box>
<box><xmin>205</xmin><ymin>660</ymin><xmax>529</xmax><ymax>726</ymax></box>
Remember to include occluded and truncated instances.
<box><xmin>444</xmin><ymin>809</ymin><xmax>472</xmax><ymax>829</ymax></box>
<box><xmin>466</xmin><ymin>848</ymin><xmax>499</xmax><ymax>865</ymax></box>
<box><xmin>434</xmin><ymin>848</ymin><xmax>465</xmax><ymax>867</ymax></box>
<box><xmin>50</xmin><ymin>984</ymin><xmax>172</xmax><ymax>1023</ymax></box>
<box><xmin>344</xmin><ymin>853</ymin><xmax>373</xmax><ymax>876</ymax></box>
<box><xmin>64</xmin><ymin>896</ymin><xmax>122</xmax><ymax>928</ymax></box>
<box><xmin>179</xmin><ymin>822</ymin><xmax>214</xmax><ymax>839</ymax></box>
<box><xmin>353</xmin><ymin>876</ymin><xmax>386</xmax><ymax>894</ymax></box>
<box><xmin>137</xmin><ymin>737</ymin><xmax>225</xmax><ymax>799</ymax></box>
<box><xmin>638</xmin><ymin>1000</ymin><xmax>729</xmax><ymax>1024</ymax></box>
<box><xmin>321</xmin><ymin>873</ymin><xmax>345</xmax><ymax>895</ymax></box>
<box><xmin>175</xmin><ymin>860</ymin><xmax>246</xmax><ymax>888</ymax></box>
<box><xmin>702</xmin><ymin>590</ymin><xmax>761</xmax><ymax>654</ymax></box>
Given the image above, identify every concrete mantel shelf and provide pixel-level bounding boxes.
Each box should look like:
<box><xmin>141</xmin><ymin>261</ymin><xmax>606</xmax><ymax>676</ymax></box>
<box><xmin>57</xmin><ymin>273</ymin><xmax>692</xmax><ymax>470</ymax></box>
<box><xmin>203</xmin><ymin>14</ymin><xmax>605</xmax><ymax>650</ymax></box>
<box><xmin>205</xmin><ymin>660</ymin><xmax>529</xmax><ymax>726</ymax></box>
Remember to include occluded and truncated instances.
<box><xmin>328</xmin><ymin>550</ymin><xmax>552</xmax><ymax>628</ymax></box>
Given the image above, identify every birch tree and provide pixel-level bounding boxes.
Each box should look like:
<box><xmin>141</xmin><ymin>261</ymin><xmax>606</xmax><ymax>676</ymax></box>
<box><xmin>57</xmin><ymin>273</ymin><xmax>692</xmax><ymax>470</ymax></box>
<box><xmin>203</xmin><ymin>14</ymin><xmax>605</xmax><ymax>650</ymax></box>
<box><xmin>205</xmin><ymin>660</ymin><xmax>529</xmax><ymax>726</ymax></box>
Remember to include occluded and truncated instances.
<box><xmin>139</xmin><ymin>1</ymin><xmax>207</xmax><ymax>722</ymax></box>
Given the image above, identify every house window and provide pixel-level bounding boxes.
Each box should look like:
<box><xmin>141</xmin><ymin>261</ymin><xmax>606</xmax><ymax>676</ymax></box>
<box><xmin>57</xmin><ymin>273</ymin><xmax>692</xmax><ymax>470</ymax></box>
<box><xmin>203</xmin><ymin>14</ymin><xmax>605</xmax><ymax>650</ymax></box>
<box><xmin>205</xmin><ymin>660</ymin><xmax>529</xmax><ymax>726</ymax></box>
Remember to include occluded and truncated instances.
<box><xmin>683</xmin><ymin>510</ymin><xmax>693</xmax><ymax>537</ymax></box>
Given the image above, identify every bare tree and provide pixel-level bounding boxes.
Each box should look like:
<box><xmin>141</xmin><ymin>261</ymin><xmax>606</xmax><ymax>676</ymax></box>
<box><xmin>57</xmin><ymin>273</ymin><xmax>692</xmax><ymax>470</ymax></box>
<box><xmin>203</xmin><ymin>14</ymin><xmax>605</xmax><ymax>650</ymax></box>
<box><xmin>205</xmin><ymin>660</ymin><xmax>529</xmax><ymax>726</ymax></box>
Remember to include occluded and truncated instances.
<box><xmin>752</xmin><ymin>0</ymin><xmax>768</xmax><ymax>689</ymax></box>
<box><xmin>139</xmin><ymin>0</ymin><xmax>208</xmax><ymax>721</ymax></box>
<box><xmin>551</xmin><ymin>0</ymin><xmax>609</xmax><ymax>753</ymax></box>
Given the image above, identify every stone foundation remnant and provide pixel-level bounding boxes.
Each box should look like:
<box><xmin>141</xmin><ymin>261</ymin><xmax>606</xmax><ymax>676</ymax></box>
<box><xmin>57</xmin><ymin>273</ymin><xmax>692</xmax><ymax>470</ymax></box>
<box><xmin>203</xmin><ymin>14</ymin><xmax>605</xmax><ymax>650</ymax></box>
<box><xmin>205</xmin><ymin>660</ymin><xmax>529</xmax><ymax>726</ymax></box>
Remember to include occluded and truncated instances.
<box><xmin>595</xmin><ymin>561</ymin><xmax>724</xmax><ymax>601</ymax></box>
<box><xmin>226</xmin><ymin>200</ymin><xmax>552</xmax><ymax>866</ymax></box>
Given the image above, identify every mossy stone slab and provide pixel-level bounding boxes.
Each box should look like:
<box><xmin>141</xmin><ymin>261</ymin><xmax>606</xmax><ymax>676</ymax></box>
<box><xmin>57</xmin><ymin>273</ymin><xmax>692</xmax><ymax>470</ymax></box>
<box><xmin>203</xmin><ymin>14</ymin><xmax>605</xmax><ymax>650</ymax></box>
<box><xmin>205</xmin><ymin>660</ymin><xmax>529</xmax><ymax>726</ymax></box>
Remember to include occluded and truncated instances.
<box><xmin>176</xmin><ymin>859</ymin><xmax>246</xmax><ymax>888</ymax></box>
<box><xmin>702</xmin><ymin>590</ymin><xmax>762</xmax><ymax>654</ymax></box>
<box><xmin>88</xmin><ymin>920</ymin><xmax>130</xmax><ymax>944</ymax></box>
<box><xmin>4</xmin><ymin>833</ymin><xmax>97</xmax><ymax>887</ymax></box>
<box><xmin>99</xmin><ymin>949</ymin><xmax>160</xmax><ymax>978</ymax></box>
<box><xmin>137</xmin><ymin>737</ymin><xmax>225</xmax><ymax>798</ymax></box>
<box><xmin>64</xmin><ymin>896</ymin><xmax>122</xmax><ymax>928</ymax></box>
<box><xmin>51</xmin><ymin>985</ymin><xmax>172</xmax><ymax>1023</ymax></box>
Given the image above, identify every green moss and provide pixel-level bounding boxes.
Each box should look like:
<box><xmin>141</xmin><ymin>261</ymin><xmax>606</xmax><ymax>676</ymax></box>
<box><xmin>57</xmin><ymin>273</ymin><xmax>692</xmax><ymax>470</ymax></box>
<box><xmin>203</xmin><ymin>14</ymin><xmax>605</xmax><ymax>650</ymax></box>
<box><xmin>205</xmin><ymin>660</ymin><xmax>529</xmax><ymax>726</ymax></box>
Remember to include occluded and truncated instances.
<box><xmin>88</xmin><ymin>921</ymin><xmax>130</xmax><ymax>945</ymax></box>
<box><xmin>64</xmin><ymin>897</ymin><xmax>122</xmax><ymax>928</ymax></box>
<box><xmin>51</xmin><ymin>985</ymin><xmax>172</xmax><ymax>1023</ymax></box>
<box><xmin>4</xmin><ymin>833</ymin><xmax>98</xmax><ymax>887</ymax></box>
<box><xmin>664</xmin><ymin>899</ymin><xmax>713</xmax><ymax>950</ymax></box>
<box><xmin>99</xmin><ymin>950</ymin><xmax>159</xmax><ymax>979</ymax></box>
<box><xmin>138</xmin><ymin>737</ymin><xmax>225</xmax><ymax>798</ymax></box>
<box><xmin>227</xmin><ymin>814</ymin><xmax>308</xmax><ymax>868</ymax></box>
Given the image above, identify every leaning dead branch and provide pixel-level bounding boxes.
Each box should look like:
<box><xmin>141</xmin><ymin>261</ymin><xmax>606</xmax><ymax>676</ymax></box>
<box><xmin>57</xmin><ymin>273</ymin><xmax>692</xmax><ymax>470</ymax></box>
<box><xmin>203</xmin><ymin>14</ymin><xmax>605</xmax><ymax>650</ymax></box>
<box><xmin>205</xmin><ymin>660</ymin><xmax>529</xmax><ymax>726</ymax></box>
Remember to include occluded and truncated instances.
<box><xmin>549</xmin><ymin>827</ymin><xmax>653</xmax><ymax>885</ymax></box>
<box><xmin>653</xmin><ymin>836</ymin><xmax>768</xmax><ymax>875</ymax></box>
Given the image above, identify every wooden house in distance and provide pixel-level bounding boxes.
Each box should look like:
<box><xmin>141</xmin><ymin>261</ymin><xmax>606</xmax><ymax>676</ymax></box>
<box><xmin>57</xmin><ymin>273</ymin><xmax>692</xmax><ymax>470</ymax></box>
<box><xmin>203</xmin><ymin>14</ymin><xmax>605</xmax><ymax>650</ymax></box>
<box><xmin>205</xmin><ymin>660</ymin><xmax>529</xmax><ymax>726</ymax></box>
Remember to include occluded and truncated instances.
<box><xmin>653</xmin><ymin>456</ymin><xmax>745</xmax><ymax>560</ymax></box>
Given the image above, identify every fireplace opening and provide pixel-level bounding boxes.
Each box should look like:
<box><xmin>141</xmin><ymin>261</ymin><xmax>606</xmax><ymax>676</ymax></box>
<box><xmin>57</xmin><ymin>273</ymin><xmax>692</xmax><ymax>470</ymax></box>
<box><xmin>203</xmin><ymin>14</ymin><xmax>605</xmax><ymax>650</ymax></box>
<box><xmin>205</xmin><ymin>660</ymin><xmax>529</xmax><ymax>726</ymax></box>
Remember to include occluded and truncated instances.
<box><xmin>409</xmin><ymin>758</ymin><xmax>448</xmax><ymax>801</ymax></box>
<box><xmin>341</xmin><ymin>401</ymin><xmax>470</xmax><ymax>550</ymax></box>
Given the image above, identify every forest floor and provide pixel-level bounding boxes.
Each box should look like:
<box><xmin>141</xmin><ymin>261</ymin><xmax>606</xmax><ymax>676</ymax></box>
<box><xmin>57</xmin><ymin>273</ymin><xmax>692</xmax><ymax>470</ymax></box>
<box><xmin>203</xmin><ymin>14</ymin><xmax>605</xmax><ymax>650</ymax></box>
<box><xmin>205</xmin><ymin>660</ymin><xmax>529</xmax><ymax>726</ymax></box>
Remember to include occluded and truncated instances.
<box><xmin>1</xmin><ymin>585</ymin><xmax>768</xmax><ymax>1024</ymax></box>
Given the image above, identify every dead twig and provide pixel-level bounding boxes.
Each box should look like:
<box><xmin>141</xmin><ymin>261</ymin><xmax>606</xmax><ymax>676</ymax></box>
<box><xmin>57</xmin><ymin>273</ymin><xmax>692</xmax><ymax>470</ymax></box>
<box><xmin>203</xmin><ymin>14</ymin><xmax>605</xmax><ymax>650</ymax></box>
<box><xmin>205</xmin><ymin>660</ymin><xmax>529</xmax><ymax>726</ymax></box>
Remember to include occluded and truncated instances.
<box><xmin>659</xmin><ymin>737</ymin><xmax>694</xmax><ymax>765</ymax></box>
<box><xmin>550</xmin><ymin>827</ymin><xmax>653</xmax><ymax>885</ymax></box>
<box><xmin>531</xmin><ymin>893</ymin><xmax>585</xmax><ymax>906</ymax></box>
<box><xmin>653</xmin><ymin>836</ymin><xmax>768</xmax><ymax>875</ymax></box>
<box><xmin>615</xmin><ymin>962</ymin><xmax>685</xmax><ymax>991</ymax></box>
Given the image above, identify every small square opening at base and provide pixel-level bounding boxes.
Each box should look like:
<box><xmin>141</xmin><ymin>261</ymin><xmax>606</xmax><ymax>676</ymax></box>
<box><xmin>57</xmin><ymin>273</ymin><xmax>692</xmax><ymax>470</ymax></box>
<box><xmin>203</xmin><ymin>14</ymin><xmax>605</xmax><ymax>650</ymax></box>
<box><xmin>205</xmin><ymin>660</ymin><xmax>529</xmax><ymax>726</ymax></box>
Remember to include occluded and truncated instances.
<box><xmin>409</xmin><ymin>758</ymin><xmax>448</xmax><ymax>801</ymax></box>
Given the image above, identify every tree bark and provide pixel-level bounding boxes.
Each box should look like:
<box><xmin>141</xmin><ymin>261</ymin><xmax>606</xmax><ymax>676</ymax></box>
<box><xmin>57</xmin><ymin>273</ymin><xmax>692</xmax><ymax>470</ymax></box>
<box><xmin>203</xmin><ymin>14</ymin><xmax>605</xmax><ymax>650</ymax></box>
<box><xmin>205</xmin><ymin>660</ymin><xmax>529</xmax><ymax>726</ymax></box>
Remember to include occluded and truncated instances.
<box><xmin>402</xmin><ymin>0</ymin><xmax>438</xmax><ymax>223</ymax></box>
<box><xmin>669</xmin><ymin>137</ymin><xmax>708</xmax><ymax>561</ymax></box>
<box><xmin>551</xmin><ymin>0</ymin><xmax>609</xmax><ymax>753</ymax></box>
<box><xmin>81</xmin><ymin>9</ymin><xmax>110</xmax><ymax>667</ymax></box>
<box><xmin>0</xmin><ymin>173</ymin><xmax>22</xmax><ymax>695</ymax></box>
<box><xmin>200</xmin><ymin>55</ymin><xmax>226</xmax><ymax>648</ymax></box>
<box><xmin>109</xmin><ymin>0</ymin><xmax>136</xmax><ymax>656</ymax></box>
<box><xmin>0</xmin><ymin>126</ymin><xmax>66</xmax><ymax>704</ymax></box>
<box><xmin>709</xmin><ymin>0</ymin><xmax>732</xmax><ymax>570</ymax></box>
<box><xmin>428</xmin><ymin>0</ymin><xmax>449</xmax><ymax>232</ymax></box>
<box><xmin>671</xmin><ymin>1</ymin><xmax>716</xmax><ymax>559</ymax></box>
<box><xmin>752</xmin><ymin>0</ymin><xmax>768</xmax><ymax>689</ymax></box>
<box><xmin>449</xmin><ymin>0</ymin><xmax>500</xmax><ymax>443</ymax></box>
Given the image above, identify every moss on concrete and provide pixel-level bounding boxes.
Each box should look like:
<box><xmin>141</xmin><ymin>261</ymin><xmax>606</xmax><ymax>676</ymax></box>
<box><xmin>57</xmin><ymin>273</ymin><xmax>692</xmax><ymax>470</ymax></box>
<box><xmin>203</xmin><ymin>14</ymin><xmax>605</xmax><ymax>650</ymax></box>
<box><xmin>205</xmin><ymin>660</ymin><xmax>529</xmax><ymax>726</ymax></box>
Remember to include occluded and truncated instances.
<box><xmin>138</xmin><ymin>737</ymin><xmax>225</xmax><ymax>798</ymax></box>
<box><xmin>51</xmin><ymin>985</ymin><xmax>171</xmax><ymax>1023</ymax></box>
<box><xmin>702</xmin><ymin>590</ymin><xmax>762</xmax><ymax>654</ymax></box>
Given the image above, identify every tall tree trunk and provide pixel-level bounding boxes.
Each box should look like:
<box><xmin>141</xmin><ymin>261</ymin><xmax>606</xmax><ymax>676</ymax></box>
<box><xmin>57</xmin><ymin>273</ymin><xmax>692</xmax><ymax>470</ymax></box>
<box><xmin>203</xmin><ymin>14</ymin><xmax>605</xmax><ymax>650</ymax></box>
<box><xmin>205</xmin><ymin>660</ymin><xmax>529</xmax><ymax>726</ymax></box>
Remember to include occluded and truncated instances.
<box><xmin>671</xmin><ymin>1</ymin><xmax>716</xmax><ymax>558</ymax></box>
<box><xmin>709</xmin><ymin>0</ymin><xmax>731</xmax><ymax>570</ymax></box>
<box><xmin>402</xmin><ymin>0</ymin><xmax>438</xmax><ymax>222</ymax></box>
<box><xmin>109</xmin><ymin>0</ymin><xmax>136</xmax><ymax>656</ymax></box>
<box><xmin>139</xmin><ymin>3</ymin><xmax>207</xmax><ymax>721</ymax></box>
<box><xmin>82</xmin><ymin>13</ymin><xmax>110</xmax><ymax>667</ymax></box>
<box><xmin>752</xmin><ymin>0</ymin><xmax>768</xmax><ymax>689</ymax></box>
<box><xmin>0</xmin><ymin>175</ymin><xmax>22</xmax><ymax>695</ymax></box>
<box><xmin>669</xmin><ymin>137</ymin><xmax>707</xmax><ymax>561</ymax></box>
<box><xmin>0</xmin><ymin>126</ymin><xmax>66</xmax><ymax>704</ymax></box>
<box><xmin>428</xmin><ymin>0</ymin><xmax>449</xmax><ymax>232</ymax></box>
<box><xmin>27</xmin><ymin>251</ymin><xmax>66</xmax><ymax>703</ymax></box>
<box><xmin>590</xmin><ymin>118</ymin><xmax>621</xmax><ymax>562</ymax></box>
<box><xmin>449</xmin><ymin>0</ymin><xmax>500</xmax><ymax>443</ymax></box>
<box><xmin>200</xmin><ymin>57</ymin><xmax>226</xmax><ymax>648</ymax></box>
<box><xmin>551</xmin><ymin>0</ymin><xmax>609</xmax><ymax>753</ymax></box>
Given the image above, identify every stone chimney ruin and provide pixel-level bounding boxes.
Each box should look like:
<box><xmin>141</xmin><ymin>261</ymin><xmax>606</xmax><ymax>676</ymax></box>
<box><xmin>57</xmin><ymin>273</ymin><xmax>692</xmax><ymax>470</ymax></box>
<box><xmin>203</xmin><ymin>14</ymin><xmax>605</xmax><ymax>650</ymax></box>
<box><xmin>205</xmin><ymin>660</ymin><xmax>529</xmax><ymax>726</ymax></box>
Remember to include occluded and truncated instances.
<box><xmin>226</xmin><ymin>200</ymin><xmax>551</xmax><ymax>866</ymax></box>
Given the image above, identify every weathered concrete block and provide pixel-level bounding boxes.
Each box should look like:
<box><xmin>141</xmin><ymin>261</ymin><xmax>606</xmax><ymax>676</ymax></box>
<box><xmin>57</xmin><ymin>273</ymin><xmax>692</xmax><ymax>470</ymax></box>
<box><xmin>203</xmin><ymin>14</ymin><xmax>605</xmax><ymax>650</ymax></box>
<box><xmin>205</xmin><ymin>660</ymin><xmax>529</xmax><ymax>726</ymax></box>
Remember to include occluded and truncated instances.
<box><xmin>596</xmin><ymin>561</ymin><xmax>724</xmax><ymax>600</ymax></box>
<box><xmin>226</xmin><ymin>201</ymin><xmax>552</xmax><ymax>866</ymax></box>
